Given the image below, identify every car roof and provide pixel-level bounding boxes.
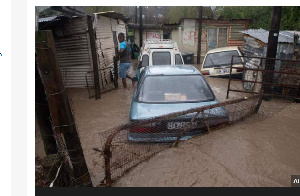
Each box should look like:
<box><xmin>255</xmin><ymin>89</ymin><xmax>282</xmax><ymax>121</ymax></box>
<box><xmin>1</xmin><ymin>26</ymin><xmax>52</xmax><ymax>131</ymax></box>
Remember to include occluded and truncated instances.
<box><xmin>142</xmin><ymin>39</ymin><xmax>179</xmax><ymax>49</ymax></box>
<box><xmin>144</xmin><ymin>65</ymin><xmax>201</xmax><ymax>76</ymax></box>
<box><xmin>206</xmin><ymin>46</ymin><xmax>240</xmax><ymax>54</ymax></box>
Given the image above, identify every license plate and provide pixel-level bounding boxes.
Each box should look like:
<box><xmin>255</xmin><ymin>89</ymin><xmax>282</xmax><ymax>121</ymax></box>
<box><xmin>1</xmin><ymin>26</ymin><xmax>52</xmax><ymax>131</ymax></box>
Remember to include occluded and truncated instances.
<box><xmin>167</xmin><ymin>121</ymin><xmax>197</xmax><ymax>130</ymax></box>
<box><xmin>215</xmin><ymin>68</ymin><xmax>230</xmax><ymax>74</ymax></box>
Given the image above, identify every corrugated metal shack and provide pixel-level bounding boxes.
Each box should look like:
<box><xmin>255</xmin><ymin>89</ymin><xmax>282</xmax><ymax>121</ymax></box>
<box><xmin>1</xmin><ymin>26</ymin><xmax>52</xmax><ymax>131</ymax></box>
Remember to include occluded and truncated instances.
<box><xmin>94</xmin><ymin>11</ymin><xmax>129</xmax><ymax>88</ymax></box>
<box><xmin>39</xmin><ymin>11</ymin><xmax>129</xmax><ymax>90</ymax></box>
<box><xmin>241</xmin><ymin>29</ymin><xmax>300</xmax><ymax>69</ymax></box>
<box><xmin>39</xmin><ymin>15</ymin><xmax>95</xmax><ymax>88</ymax></box>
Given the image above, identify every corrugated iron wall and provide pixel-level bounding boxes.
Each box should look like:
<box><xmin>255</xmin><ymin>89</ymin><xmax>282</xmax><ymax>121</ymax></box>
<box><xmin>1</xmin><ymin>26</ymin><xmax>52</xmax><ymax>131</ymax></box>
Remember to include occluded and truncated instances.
<box><xmin>243</xmin><ymin>36</ymin><xmax>265</xmax><ymax>57</ymax></box>
<box><xmin>242</xmin><ymin>36</ymin><xmax>265</xmax><ymax>72</ymax></box>
<box><xmin>95</xmin><ymin>16</ymin><xmax>114</xmax><ymax>88</ymax></box>
<box><xmin>54</xmin><ymin>16</ymin><xmax>94</xmax><ymax>88</ymax></box>
<box><xmin>95</xmin><ymin>15</ymin><xmax>127</xmax><ymax>89</ymax></box>
<box><xmin>243</xmin><ymin>35</ymin><xmax>296</xmax><ymax>71</ymax></box>
<box><xmin>95</xmin><ymin>15</ymin><xmax>115</xmax><ymax>88</ymax></box>
<box><xmin>111</xmin><ymin>19</ymin><xmax>127</xmax><ymax>41</ymax></box>
<box><xmin>228</xmin><ymin>23</ymin><xmax>245</xmax><ymax>48</ymax></box>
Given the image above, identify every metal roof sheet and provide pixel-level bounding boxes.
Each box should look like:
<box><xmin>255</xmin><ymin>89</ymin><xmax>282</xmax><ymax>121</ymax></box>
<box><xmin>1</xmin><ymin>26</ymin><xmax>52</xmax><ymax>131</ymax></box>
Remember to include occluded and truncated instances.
<box><xmin>95</xmin><ymin>11</ymin><xmax>130</xmax><ymax>23</ymax></box>
<box><xmin>241</xmin><ymin>29</ymin><xmax>300</xmax><ymax>44</ymax></box>
<box><xmin>127</xmin><ymin>23</ymin><xmax>178</xmax><ymax>30</ymax></box>
<box><xmin>38</xmin><ymin>15</ymin><xmax>59</xmax><ymax>23</ymax></box>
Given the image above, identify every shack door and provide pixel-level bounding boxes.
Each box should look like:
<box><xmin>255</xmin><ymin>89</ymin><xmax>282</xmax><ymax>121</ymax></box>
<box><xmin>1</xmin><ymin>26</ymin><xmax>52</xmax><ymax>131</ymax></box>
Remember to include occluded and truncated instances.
<box><xmin>208</xmin><ymin>28</ymin><xmax>217</xmax><ymax>51</ymax></box>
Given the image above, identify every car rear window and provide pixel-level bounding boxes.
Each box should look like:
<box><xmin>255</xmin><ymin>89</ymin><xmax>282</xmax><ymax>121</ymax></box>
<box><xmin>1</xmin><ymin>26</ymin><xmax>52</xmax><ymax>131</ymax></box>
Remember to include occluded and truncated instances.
<box><xmin>152</xmin><ymin>52</ymin><xmax>171</xmax><ymax>65</ymax></box>
<box><xmin>203</xmin><ymin>50</ymin><xmax>242</xmax><ymax>68</ymax></box>
<box><xmin>138</xmin><ymin>75</ymin><xmax>214</xmax><ymax>103</ymax></box>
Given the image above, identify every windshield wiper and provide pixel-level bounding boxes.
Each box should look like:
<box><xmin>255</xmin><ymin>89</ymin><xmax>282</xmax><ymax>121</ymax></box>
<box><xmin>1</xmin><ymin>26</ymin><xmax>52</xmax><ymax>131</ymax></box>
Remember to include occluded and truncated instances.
<box><xmin>209</xmin><ymin>57</ymin><xmax>215</xmax><ymax>66</ymax></box>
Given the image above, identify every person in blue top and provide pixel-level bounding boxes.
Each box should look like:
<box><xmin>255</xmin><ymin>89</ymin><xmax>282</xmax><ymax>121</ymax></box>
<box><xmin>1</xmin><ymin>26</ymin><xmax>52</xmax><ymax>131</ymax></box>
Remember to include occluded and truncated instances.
<box><xmin>118</xmin><ymin>32</ymin><xmax>136</xmax><ymax>89</ymax></box>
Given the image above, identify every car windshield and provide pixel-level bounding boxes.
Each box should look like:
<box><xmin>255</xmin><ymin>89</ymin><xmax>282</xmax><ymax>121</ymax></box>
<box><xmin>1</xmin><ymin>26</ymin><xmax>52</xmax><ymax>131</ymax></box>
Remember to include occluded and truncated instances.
<box><xmin>138</xmin><ymin>75</ymin><xmax>214</xmax><ymax>103</ymax></box>
<box><xmin>203</xmin><ymin>50</ymin><xmax>242</xmax><ymax>68</ymax></box>
<box><xmin>152</xmin><ymin>52</ymin><xmax>171</xmax><ymax>65</ymax></box>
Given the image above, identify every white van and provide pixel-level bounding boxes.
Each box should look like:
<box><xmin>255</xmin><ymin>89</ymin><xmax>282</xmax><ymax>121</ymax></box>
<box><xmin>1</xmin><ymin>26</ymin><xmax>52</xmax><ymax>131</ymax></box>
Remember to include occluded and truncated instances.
<box><xmin>138</xmin><ymin>40</ymin><xmax>184</xmax><ymax>69</ymax></box>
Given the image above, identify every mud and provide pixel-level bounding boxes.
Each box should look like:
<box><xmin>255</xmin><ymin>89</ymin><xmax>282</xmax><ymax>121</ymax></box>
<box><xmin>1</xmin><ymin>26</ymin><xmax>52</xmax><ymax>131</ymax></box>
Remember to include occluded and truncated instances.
<box><xmin>35</xmin><ymin>68</ymin><xmax>297</xmax><ymax>187</ymax></box>
<box><xmin>114</xmin><ymin>103</ymin><xmax>300</xmax><ymax>187</ymax></box>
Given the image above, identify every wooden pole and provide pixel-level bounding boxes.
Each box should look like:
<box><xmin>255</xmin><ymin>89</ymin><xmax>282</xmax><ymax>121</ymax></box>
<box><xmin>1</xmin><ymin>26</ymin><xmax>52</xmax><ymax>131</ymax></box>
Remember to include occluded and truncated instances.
<box><xmin>139</xmin><ymin>6</ymin><xmax>143</xmax><ymax>48</ymax></box>
<box><xmin>135</xmin><ymin>6</ymin><xmax>138</xmax><ymax>24</ymax></box>
<box><xmin>87</xmin><ymin>15</ymin><xmax>101</xmax><ymax>100</ymax></box>
<box><xmin>197</xmin><ymin>6</ymin><xmax>203</xmax><ymax>64</ymax></box>
<box><xmin>35</xmin><ymin>6</ymin><xmax>57</xmax><ymax>155</ymax></box>
<box><xmin>263</xmin><ymin>6</ymin><xmax>282</xmax><ymax>94</ymax></box>
<box><xmin>36</xmin><ymin>30</ymin><xmax>93</xmax><ymax>187</ymax></box>
<box><xmin>113</xmin><ymin>31</ymin><xmax>119</xmax><ymax>89</ymax></box>
<box><xmin>35</xmin><ymin>62</ymin><xmax>58</xmax><ymax>155</ymax></box>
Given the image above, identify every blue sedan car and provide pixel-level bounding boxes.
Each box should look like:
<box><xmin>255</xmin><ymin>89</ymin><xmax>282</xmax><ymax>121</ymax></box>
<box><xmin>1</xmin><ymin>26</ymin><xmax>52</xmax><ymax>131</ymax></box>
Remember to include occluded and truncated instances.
<box><xmin>129</xmin><ymin>65</ymin><xmax>229</xmax><ymax>142</ymax></box>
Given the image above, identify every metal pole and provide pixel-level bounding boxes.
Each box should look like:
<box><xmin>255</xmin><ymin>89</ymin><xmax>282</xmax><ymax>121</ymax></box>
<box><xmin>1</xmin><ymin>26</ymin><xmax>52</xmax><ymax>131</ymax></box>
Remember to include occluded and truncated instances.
<box><xmin>36</xmin><ymin>30</ymin><xmax>93</xmax><ymax>187</ymax></box>
<box><xmin>226</xmin><ymin>56</ymin><xmax>234</xmax><ymax>99</ymax></box>
<box><xmin>87</xmin><ymin>15</ymin><xmax>101</xmax><ymax>100</ymax></box>
<box><xmin>135</xmin><ymin>6</ymin><xmax>138</xmax><ymax>24</ymax></box>
<box><xmin>139</xmin><ymin>6</ymin><xmax>143</xmax><ymax>48</ymax></box>
<box><xmin>263</xmin><ymin>6</ymin><xmax>282</xmax><ymax>94</ymax></box>
<box><xmin>197</xmin><ymin>6</ymin><xmax>203</xmax><ymax>64</ymax></box>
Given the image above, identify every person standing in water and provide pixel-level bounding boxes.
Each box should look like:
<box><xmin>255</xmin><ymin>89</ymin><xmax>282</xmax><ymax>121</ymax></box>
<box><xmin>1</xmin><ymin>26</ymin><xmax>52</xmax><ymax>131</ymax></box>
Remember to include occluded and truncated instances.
<box><xmin>118</xmin><ymin>32</ymin><xmax>136</xmax><ymax>88</ymax></box>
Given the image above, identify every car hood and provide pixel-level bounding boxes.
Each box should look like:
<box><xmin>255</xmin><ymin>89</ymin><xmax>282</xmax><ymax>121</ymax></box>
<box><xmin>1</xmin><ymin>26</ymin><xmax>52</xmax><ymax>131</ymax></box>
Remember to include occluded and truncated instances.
<box><xmin>130</xmin><ymin>100</ymin><xmax>222</xmax><ymax>120</ymax></box>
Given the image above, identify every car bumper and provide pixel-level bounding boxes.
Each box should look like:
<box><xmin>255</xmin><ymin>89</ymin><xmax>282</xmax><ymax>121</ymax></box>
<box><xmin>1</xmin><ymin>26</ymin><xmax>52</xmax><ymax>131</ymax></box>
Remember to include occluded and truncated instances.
<box><xmin>128</xmin><ymin>115</ymin><xmax>229</xmax><ymax>143</ymax></box>
<box><xmin>127</xmin><ymin>129</ymin><xmax>206</xmax><ymax>143</ymax></box>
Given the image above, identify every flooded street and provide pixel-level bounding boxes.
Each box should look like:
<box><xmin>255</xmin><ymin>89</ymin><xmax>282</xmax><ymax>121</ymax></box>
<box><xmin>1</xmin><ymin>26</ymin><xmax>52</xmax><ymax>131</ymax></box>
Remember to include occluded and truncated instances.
<box><xmin>114</xmin><ymin>103</ymin><xmax>300</xmax><ymax>187</ymax></box>
<box><xmin>35</xmin><ymin>65</ymin><xmax>298</xmax><ymax>187</ymax></box>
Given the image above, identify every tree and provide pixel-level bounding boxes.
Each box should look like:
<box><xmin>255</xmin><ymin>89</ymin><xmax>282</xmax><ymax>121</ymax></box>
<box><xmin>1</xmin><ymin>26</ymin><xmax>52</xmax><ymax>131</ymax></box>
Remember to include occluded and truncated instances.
<box><xmin>214</xmin><ymin>6</ymin><xmax>300</xmax><ymax>31</ymax></box>
<box><xmin>280</xmin><ymin>6</ymin><xmax>300</xmax><ymax>30</ymax></box>
<box><xmin>166</xmin><ymin>6</ymin><xmax>214</xmax><ymax>23</ymax></box>
<box><xmin>39</xmin><ymin>8</ymin><xmax>60</xmax><ymax>17</ymax></box>
<box><xmin>85</xmin><ymin>6</ymin><xmax>135</xmax><ymax>23</ymax></box>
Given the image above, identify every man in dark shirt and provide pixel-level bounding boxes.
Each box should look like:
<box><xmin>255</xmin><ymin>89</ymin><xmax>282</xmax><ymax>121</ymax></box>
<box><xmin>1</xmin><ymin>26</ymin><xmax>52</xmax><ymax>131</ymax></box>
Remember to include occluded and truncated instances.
<box><xmin>118</xmin><ymin>32</ymin><xmax>136</xmax><ymax>88</ymax></box>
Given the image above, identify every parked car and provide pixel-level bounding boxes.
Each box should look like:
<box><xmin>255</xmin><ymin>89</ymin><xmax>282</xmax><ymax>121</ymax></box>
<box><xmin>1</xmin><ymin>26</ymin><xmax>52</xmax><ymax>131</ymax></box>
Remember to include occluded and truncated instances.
<box><xmin>128</xmin><ymin>65</ymin><xmax>229</xmax><ymax>142</ymax></box>
<box><xmin>200</xmin><ymin>46</ymin><xmax>244</xmax><ymax>77</ymax></box>
<box><xmin>136</xmin><ymin>39</ymin><xmax>184</xmax><ymax>78</ymax></box>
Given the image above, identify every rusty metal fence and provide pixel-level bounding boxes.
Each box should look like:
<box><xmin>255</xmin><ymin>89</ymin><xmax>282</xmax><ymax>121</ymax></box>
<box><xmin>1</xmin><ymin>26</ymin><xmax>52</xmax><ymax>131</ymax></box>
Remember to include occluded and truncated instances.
<box><xmin>96</xmin><ymin>95</ymin><xmax>262</xmax><ymax>187</ymax></box>
<box><xmin>227</xmin><ymin>55</ymin><xmax>300</xmax><ymax>99</ymax></box>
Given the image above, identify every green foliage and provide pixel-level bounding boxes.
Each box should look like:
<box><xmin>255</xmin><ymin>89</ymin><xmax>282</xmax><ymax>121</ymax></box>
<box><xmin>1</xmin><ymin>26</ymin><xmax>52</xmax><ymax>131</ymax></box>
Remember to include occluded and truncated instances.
<box><xmin>214</xmin><ymin>6</ymin><xmax>272</xmax><ymax>29</ymax></box>
<box><xmin>39</xmin><ymin>8</ymin><xmax>60</xmax><ymax>17</ymax></box>
<box><xmin>280</xmin><ymin>6</ymin><xmax>300</xmax><ymax>30</ymax></box>
<box><xmin>85</xmin><ymin>6</ymin><xmax>133</xmax><ymax>22</ymax></box>
<box><xmin>215</xmin><ymin>6</ymin><xmax>300</xmax><ymax>31</ymax></box>
<box><xmin>166</xmin><ymin>6</ymin><xmax>214</xmax><ymax>23</ymax></box>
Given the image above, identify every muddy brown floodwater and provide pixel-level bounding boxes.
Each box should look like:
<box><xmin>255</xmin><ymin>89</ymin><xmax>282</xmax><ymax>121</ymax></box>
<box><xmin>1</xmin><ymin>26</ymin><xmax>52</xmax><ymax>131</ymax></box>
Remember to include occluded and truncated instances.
<box><xmin>35</xmin><ymin>66</ymin><xmax>299</xmax><ymax>187</ymax></box>
<box><xmin>114</xmin><ymin>103</ymin><xmax>300</xmax><ymax>187</ymax></box>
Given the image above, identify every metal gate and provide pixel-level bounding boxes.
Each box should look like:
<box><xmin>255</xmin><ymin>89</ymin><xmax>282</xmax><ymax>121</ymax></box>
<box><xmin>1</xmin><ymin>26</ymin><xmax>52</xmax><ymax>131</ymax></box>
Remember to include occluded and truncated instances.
<box><xmin>226</xmin><ymin>55</ymin><xmax>300</xmax><ymax>99</ymax></box>
<box><xmin>97</xmin><ymin>95</ymin><xmax>262</xmax><ymax>187</ymax></box>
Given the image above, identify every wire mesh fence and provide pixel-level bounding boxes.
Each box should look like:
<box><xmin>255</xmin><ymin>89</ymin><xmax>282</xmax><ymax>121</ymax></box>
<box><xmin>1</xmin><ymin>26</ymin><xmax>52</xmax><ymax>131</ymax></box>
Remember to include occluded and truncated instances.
<box><xmin>227</xmin><ymin>55</ymin><xmax>300</xmax><ymax>99</ymax></box>
<box><xmin>97</xmin><ymin>95</ymin><xmax>262</xmax><ymax>187</ymax></box>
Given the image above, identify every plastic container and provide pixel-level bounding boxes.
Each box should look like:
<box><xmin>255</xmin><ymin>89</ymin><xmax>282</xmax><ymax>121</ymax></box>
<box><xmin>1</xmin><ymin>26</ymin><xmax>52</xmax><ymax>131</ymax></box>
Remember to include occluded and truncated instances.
<box><xmin>182</xmin><ymin>53</ymin><xmax>194</xmax><ymax>64</ymax></box>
